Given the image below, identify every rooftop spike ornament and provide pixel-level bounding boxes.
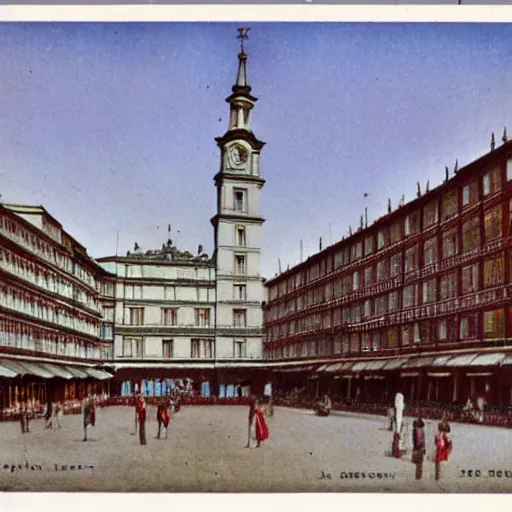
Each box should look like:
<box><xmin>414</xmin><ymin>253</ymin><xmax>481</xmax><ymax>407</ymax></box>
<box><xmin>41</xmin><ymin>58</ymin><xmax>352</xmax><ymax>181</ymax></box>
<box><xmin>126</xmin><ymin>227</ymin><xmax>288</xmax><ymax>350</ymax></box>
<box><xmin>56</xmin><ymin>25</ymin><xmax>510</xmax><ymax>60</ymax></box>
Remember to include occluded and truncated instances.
<box><xmin>445</xmin><ymin>167</ymin><xmax>449</xmax><ymax>182</ymax></box>
<box><xmin>491</xmin><ymin>132</ymin><xmax>496</xmax><ymax>151</ymax></box>
<box><xmin>388</xmin><ymin>199</ymin><xmax>392</xmax><ymax>214</ymax></box>
<box><xmin>454</xmin><ymin>159</ymin><xmax>459</xmax><ymax>174</ymax></box>
<box><xmin>503</xmin><ymin>127</ymin><xmax>508</xmax><ymax>143</ymax></box>
<box><xmin>417</xmin><ymin>182</ymin><xmax>421</xmax><ymax>198</ymax></box>
<box><xmin>237</xmin><ymin>27</ymin><xmax>251</xmax><ymax>53</ymax></box>
<box><xmin>426</xmin><ymin>180</ymin><xmax>430</xmax><ymax>193</ymax></box>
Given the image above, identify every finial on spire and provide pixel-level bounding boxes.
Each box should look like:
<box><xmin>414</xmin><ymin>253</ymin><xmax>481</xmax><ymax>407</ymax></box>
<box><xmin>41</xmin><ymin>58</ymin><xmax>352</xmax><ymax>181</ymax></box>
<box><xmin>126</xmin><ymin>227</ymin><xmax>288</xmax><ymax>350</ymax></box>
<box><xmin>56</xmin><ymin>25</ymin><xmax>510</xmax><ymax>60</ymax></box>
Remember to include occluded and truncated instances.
<box><xmin>454</xmin><ymin>159</ymin><xmax>459</xmax><ymax>174</ymax></box>
<box><xmin>237</xmin><ymin>27</ymin><xmax>251</xmax><ymax>54</ymax></box>
<box><xmin>503</xmin><ymin>127</ymin><xmax>508</xmax><ymax>143</ymax></box>
<box><xmin>491</xmin><ymin>132</ymin><xmax>496</xmax><ymax>151</ymax></box>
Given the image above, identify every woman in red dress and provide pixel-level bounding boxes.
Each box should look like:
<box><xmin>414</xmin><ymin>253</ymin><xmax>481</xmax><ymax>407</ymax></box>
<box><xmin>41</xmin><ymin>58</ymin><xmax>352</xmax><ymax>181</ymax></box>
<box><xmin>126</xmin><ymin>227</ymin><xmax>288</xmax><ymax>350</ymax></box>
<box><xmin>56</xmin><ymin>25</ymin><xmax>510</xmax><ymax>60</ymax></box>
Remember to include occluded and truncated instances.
<box><xmin>246</xmin><ymin>398</ymin><xmax>269</xmax><ymax>448</ymax></box>
<box><xmin>435</xmin><ymin>418</ymin><xmax>452</xmax><ymax>480</ymax></box>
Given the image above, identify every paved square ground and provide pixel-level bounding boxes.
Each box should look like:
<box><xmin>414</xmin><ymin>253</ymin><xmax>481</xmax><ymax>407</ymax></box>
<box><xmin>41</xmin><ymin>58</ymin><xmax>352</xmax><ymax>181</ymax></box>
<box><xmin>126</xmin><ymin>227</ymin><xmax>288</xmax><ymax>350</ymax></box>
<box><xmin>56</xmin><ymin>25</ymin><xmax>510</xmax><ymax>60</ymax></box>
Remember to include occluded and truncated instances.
<box><xmin>0</xmin><ymin>405</ymin><xmax>511</xmax><ymax>492</ymax></box>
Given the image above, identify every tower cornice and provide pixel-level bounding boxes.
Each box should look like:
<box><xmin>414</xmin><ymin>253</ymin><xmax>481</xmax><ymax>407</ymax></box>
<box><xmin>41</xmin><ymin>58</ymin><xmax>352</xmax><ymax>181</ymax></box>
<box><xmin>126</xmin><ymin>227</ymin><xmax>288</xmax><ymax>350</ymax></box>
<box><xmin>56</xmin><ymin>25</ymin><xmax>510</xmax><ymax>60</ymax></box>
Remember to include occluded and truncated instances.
<box><xmin>215</xmin><ymin>129</ymin><xmax>265</xmax><ymax>151</ymax></box>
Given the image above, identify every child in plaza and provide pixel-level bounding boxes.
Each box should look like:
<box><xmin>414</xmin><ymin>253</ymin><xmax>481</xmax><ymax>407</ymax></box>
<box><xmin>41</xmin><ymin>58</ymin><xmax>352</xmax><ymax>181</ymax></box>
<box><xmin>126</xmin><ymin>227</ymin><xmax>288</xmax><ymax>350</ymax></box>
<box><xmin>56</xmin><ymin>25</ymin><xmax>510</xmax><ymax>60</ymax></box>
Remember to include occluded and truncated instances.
<box><xmin>412</xmin><ymin>416</ymin><xmax>426</xmax><ymax>480</ymax></box>
<box><xmin>435</xmin><ymin>418</ymin><xmax>452</xmax><ymax>481</ymax></box>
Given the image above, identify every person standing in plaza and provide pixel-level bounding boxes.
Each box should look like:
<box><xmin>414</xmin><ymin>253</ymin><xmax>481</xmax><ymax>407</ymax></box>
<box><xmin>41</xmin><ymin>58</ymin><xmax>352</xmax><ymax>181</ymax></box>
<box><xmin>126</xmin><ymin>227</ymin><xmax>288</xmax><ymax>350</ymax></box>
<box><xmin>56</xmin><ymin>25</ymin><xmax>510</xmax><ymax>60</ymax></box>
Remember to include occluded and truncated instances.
<box><xmin>132</xmin><ymin>393</ymin><xmax>141</xmax><ymax>435</ymax></box>
<box><xmin>44</xmin><ymin>399</ymin><xmax>54</xmax><ymax>429</ymax></box>
<box><xmin>435</xmin><ymin>418</ymin><xmax>452</xmax><ymax>481</ymax></box>
<box><xmin>156</xmin><ymin>398</ymin><xmax>170</xmax><ymax>439</ymax></box>
<box><xmin>394</xmin><ymin>389</ymin><xmax>405</xmax><ymax>434</ymax></box>
<box><xmin>19</xmin><ymin>402</ymin><xmax>30</xmax><ymax>434</ymax></box>
<box><xmin>246</xmin><ymin>398</ymin><xmax>269</xmax><ymax>448</ymax></box>
<box><xmin>412</xmin><ymin>416</ymin><xmax>426</xmax><ymax>480</ymax></box>
<box><xmin>137</xmin><ymin>396</ymin><xmax>147</xmax><ymax>445</ymax></box>
<box><xmin>82</xmin><ymin>396</ymin><xmax>95</xmax><ymax>442</ymax></box>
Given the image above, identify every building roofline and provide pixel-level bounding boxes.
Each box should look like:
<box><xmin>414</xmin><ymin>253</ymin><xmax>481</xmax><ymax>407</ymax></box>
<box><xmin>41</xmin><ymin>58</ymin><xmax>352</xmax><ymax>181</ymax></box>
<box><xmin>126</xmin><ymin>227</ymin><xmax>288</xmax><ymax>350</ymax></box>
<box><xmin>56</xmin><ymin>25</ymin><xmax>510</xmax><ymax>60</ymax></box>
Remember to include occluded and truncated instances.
<box><xmin>265</xmin><ymin>139</ymin><xmax>512</xmax><ymax>287</ymax></box>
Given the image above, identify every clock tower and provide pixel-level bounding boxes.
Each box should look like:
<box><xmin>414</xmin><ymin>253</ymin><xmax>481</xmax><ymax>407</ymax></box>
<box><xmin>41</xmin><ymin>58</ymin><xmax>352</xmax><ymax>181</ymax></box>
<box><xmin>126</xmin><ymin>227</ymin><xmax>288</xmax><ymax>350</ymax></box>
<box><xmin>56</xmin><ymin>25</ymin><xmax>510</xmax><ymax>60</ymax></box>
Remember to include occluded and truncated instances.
<box><xmin>211</xmin><ymin>28</ymin><xmax>266</xmax><ymax>364</ymax></box>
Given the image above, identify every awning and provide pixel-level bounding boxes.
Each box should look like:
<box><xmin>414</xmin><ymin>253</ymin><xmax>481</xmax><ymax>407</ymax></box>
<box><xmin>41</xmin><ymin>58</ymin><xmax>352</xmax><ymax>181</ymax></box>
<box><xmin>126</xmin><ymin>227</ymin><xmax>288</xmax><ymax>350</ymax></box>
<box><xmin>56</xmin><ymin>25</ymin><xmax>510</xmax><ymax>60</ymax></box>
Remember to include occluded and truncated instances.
<box><xmin>65</xmin><ymin>366</ymin><xmax>90</xmax><ymax>379</ymax></box>
<box><xmin>324</xmin><ymin>363</ymin><xmax>343</xmax><ymax>373</ymax></box>
<box><xmin>405</xmin><ymin>356</ymin><xmax>436</xmax><ymax>368</ymax></box>
<box><xmin>401</xmin><ymin>371</ymin><xmax>420</xmax><ymax>377</ymax></box>
<box><xmin>17</xmin><ymin>362</ymin><xmax>55</xmax><ymax>379</ymax></box>
<box><xmin>39</xmin><ymin>363</ymin><xmax>75</xmax><ymax>380</ymax></box>
<box><xmin>350</xmin><ymin>361</ymin><xmax>372</xmax><ymax>372</ymax></box>
<box><xmin>431</xmin><ymin>355</ymin><xmax>453</xmax><ymax>367</ymax></box>
<box><xmin>469</xmin><ymin>353</ymin><xmax>506</xmax><ymax>367</ymax></box>
<box><xmin>365</xmin><ymin>360</ymin><xmax>388</xmax><ymax>371</ymax></box>
<box><xmin>1</xmin><ymin>360</ymin><xmax>54</xmax><ymax>379</ymax></box>
<box><xmin>0</xmin><ymin>360</ymin><xmax>29</xmax><ymax>376</ymax></box>
<box><xmin>84</xmin><ymin>368</ymin><xmax>112</xmax><ymax>380</ymax></box>
<box><xmin>0</xmin><ymin>363</ymin><xmax>17</xmax><ymax>378</ymax></box>
<box><xmin>445</xmin><ymin>354</ymin><xmax>479</xmax><ymax>367</ymax></box>
<box><xmin>382</xmin><ymin>358</ymin><xmax>409</xmax><ymax>370</ymax></box>
<box><xmin>502</xmin><ymin>355</ymin><xmax>512</xmax><ymax>366</ymax></box>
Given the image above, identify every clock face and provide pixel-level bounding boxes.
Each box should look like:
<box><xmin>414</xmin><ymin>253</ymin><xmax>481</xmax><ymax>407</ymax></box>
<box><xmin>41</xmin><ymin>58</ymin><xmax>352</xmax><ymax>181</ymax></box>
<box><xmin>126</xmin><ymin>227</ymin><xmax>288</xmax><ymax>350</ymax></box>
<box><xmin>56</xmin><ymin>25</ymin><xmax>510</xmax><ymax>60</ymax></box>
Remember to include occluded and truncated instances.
<box><xmin>227</xmin><ymin>143</ymin><xmax>249</xmax><ymax>170</ymax></box>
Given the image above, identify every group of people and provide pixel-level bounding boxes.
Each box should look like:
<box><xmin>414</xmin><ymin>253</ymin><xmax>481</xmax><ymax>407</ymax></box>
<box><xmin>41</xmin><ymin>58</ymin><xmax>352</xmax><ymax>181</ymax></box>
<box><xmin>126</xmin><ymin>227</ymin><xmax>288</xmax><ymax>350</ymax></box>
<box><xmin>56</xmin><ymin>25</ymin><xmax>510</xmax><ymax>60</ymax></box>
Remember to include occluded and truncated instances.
<box><xmin>132</xmin><ymin>392</ymin><xmax>181</xmax><ymax>445</ymax></box>
<box><xmin>391</xmin><ymin>391</ymin><xmax>453</xmax><ymax>481</ymax></box>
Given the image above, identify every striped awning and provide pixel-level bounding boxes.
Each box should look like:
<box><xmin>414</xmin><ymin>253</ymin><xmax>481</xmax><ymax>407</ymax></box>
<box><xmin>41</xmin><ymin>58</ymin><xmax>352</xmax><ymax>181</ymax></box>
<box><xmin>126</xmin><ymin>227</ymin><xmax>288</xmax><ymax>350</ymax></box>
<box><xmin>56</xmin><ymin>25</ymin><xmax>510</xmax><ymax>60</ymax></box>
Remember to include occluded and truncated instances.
<box><xmin>0</xmin><ymin>363</ymin><xmax>17</xmax><ymax>378</ymax></box>
<box><xmin>0</xmin><ymin>360</ymin><xmax>29</xmax><ymax>376</ymax></box>
<box><xmin>365</xmin><ymin>360</ymin><xmax>389</xmax><ymax>371</ymax></box>
<box><xmin>431</xmin><ymin>355</ymin><xmax>453</xmax><ymax>367</ymax></box>
<box><xmin>84</xmin><ymin>368</ymin><xmax>112</xmax><ymax>380</ymax></box>
<box><xmin>17</xmin><ymin>362</ymin><xmax>55</xmax><ymax>379</ymax></box>
<box><xmin>350</xmin><ymin>361</ymin><xmax>372</xmax><ymax>372</ymax></box>
<box><xmin>382</xmin><ymin>358</ymin><xmax>409</xmax><ymax>370</ymax></box>
<box><xmin>405</xmin><ymin>356</ymin><xmax>436</xmax><ymax>368</ymax></box>
<box><xmin>64</xmin><ymin>366</ymin><xmax>90</xmax><ymax>379</ymax></box>
<box><xmin>445</xmin><ymin>354</ymin><xmax>480</xmax><ymax>367</ymax></box>
<box><xmin>39</xmin><ymin>363</ymin><xmax>75</xmax><ymax>380</ymax></box>
<box><xmin>470</xmin><ymin>353</ymin><xmax>506</xmax><ymax>367</ymax></box>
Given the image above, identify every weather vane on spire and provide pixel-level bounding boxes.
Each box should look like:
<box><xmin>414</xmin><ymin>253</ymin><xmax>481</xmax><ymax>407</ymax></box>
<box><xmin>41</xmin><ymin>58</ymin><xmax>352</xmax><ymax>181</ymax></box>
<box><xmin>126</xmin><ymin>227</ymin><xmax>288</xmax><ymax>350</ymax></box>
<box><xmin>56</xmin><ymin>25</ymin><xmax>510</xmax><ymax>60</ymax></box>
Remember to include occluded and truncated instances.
<box><xmin>237</xmin><ymin>27</ymin><xmax>251</xmax><ymax>53</ymax></box>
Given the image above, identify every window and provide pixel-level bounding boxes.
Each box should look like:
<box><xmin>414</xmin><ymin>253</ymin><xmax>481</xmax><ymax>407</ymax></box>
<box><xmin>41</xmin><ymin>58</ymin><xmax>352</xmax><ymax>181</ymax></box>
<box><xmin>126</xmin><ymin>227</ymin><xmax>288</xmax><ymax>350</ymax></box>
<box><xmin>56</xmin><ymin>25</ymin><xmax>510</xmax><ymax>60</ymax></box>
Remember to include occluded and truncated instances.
<box><xmin>234</xmin><ymin>340</ymin><xmax>247</xmax><ymax>358</ymax></box>
<box><xmin>460</xmin><ymin>315</ymin><xmax>476</xmax><ymax>340</ymax></box>
<box><xmin>390</xmin><ymin>222</ymin><xmax>402</xmax><ymax>244</ymax></box>
<box><xmin>352</xmin><ymin>271</ymin><xmax>360</xmax><ymax>291</ymax></box>
<box><xmin>404</xmin><ymin>211</ymin><xmax>420</xmax><ymax>237</ymax></box>
<box><xmin>191</xmin><ymin>339</ymin><xmax>200</xmax><ymax>358</ymax></box>
<box><xmin>123</xmin><ymin>337</ymin><xmax>144</xmax><ymax>358</ymax></box>
<box><xmin>423</xmin><ymin>200</ymin><xmax>438</xmax><ymax>228</ymax></box>
<box><xmin>163</xmin><ymin>339</ymin><xmax>174</xmax><ymax>358</ymax></box>
<box><xmin>422</xmin><ymin>279</ymin><xmax>437</xmax><ymax>304</ymax></box>
<box><xmin>484</xmin><ymin>206</ymin><xmax>502</xmax><ymax>242</ymax></box>
<box><xmin>376</xmin><ymin>259</ymin><xmax>388</xmax><ymax>281</ymax></box>
<box><xmin>195</xmin><ymin>308</ymin><xmax>210</xmax><ymax>327</ymax></box>
<box><xmin>164</xmin><ymin>286</ymin><xmax>175</xmax><ymax>301</ymax></box>
<box><xmin>364</xmin><ymin>266</ymin><xmax>373</xmax><ymax>286</ymax></box>
<box><xmin>442</xmin><ymin>228</ymin><xmax>458</xmax><ymax>259</ymax></box>
<box><xmin>161</xmin><ymin>308</ymin><xmax>177</xmax><ymax>326</ymax></box>
<box><xmin>202</xmin><ymin>339</ymin><xmax>214</xmax><ymax>358</ymax></box>
<box><xmin>100</xmin><ymin>282</ymin><xmax>115</xmax><ymax>297</ymax></box>
<box><xmin>462</xmin><ymin>264</ymin><xmax>478</xmax><ymax>294</ymax></box>
<box><xmin>440</xmin><ymin>272</ymin><xmax>457</xmax><ymax>300</ymax></box>
<box><xmin>390</xmin><ymin>253</ymin><xmax>402</xmax><ymax>277</ymax></box>
<box><xmin>234</xmin><ymin>284</ymin><xmax>247</xmax><ymax>300</ymax></box>
<box><xmin>375</xmin><ymin>295</ymin><xmax>388</xmax><ymax>315</ymax></box>
<box><xmin>483</xmin><ymin>309</ymin><xmax>504</xmax><ymax>340</ymax></box>
<box><xmin>438</xmin><ymin>321</ymin><xmax>447</xmax><ymax>341</ymax></box>
<box><xmin>351</xmin><ymin>242</ymin><xmax>363</xmax><ymax>261</ymax></box>
<box><xmin>377</xmin><ymin>229</ymin><xmax>388</xmax><ymax>250</ymax></box>
<box><xmin>462</xmin><ymin>216</ymin><xmax>480</xmax><ymax>253</ymax></box>
<box><xmin>402</xmin><ymin>326</ymin><xmax>410</xmax><ymax>346</ymax></box>
<box><xmin>483</xmin><ymin>254</ymin><xmax>505</xmax><ymax>288</ymax></box>
<box><xmin>102</xmin><ymin>306</ymin><xmax>114</xmax><ymax>322</ymax></box>
<box><xmin>442</xmin><ymin>190</ymin><xmax>458</xmax><ymax>221</ymax></box>
<box><xmin>100</xmin><ymin>324</ymin><xmax>113</xmax><ymax>339</ymax></box>
<box><xmin>423</xmin><ymin>237</ymin><xmax>437</xmax><ymax>266</ymax></box>
<box><xmin>233</xmin><ymin>309</ymin><xmax>247</xmax><ymax>327</ymax></box>
<box><xmin>363</xmin><ymin>299</ymin><xmax>372</xmax><ymax>318</ymax></box>
<box><xmin>365</xmin><ymin>236</ymin><xmax>375</xmax><ymax>256</ymax></box>
<box><xmin>129</xmin><ymin>308</ymin><xmax>144</xmax><ymax>326</ymax></box>
<box><xmin>233</xmin><ymin>188</ymin><xmax>247</xmax><ymax>212</ymax></box>
<box><xmin>388</xmin><ymin>291</ymin><xmax>398</xmax><ymax>311</ymax></box>
<box><xmin>236</xmin><ymin>226</ymin><xmax>246</xmax><ymax>246</ymax></box>
<box><xmin>235</xmin><ymin>254</ymin><xmax>246</xmax><ymax>275</ymax></box>
<box><xmin>507</xmin><ymin>159</ymin><xmax>512</xmax><ymax>181</ymax></box>
<box><xmin>403</xmin><ymin>285</ymin><xmax>416</xmax><ymax>308</ymax></box>
<box><xmin>404</xmin><ymin>245</ymin><xmax>419</xmax><ymax>273</ymax></box>
<box><xmin>483</xmin><ymin>168</ymin><xmax>502</xmax><ymax>196</ymax></box>
<box><xmin>462</xmin><ymin>181</ymin><xmax>478</xmax><ymax>206</ymax></box>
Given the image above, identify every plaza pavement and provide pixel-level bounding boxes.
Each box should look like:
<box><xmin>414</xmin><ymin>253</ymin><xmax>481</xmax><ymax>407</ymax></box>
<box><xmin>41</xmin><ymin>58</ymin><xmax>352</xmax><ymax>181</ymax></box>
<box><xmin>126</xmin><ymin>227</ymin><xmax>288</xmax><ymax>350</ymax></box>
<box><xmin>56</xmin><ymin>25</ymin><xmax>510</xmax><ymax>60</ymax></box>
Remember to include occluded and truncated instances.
<box><xmin>0</xmin><ymin>405</ymin><xmax>511</xmax><ymax>492</ymax></box>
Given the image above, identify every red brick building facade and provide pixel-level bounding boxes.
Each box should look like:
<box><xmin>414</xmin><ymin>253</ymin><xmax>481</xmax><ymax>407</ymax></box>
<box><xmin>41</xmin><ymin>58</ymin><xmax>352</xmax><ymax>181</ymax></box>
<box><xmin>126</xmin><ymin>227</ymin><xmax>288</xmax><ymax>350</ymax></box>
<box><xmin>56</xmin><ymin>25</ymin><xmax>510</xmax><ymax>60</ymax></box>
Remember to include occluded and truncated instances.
<box><xmin>264</xmin><ymin>140</ymin><xmax>512</xmax><ymax>408</ymax></box>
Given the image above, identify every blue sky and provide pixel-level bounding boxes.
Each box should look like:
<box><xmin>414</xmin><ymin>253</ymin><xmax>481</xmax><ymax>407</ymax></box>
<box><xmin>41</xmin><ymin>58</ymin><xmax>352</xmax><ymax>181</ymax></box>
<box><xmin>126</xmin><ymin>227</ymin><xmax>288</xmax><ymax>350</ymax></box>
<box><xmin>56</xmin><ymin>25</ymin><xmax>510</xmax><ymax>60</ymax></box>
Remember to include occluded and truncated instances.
<box><xmin>1</xmin><ymin>22</ymin><xmax>512</xmax><ymax>278</ymax></box>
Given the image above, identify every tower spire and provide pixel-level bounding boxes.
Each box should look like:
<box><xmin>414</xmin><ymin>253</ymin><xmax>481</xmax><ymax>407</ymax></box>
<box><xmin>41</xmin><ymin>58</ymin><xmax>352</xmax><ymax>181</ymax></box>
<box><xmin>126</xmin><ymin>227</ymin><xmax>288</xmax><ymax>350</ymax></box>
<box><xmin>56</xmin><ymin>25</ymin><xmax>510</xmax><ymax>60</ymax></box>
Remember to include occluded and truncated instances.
<box><xmin>236</xmin><ymin>27</ymin><xmax>251</xmax><ymax>89</ymax></box>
